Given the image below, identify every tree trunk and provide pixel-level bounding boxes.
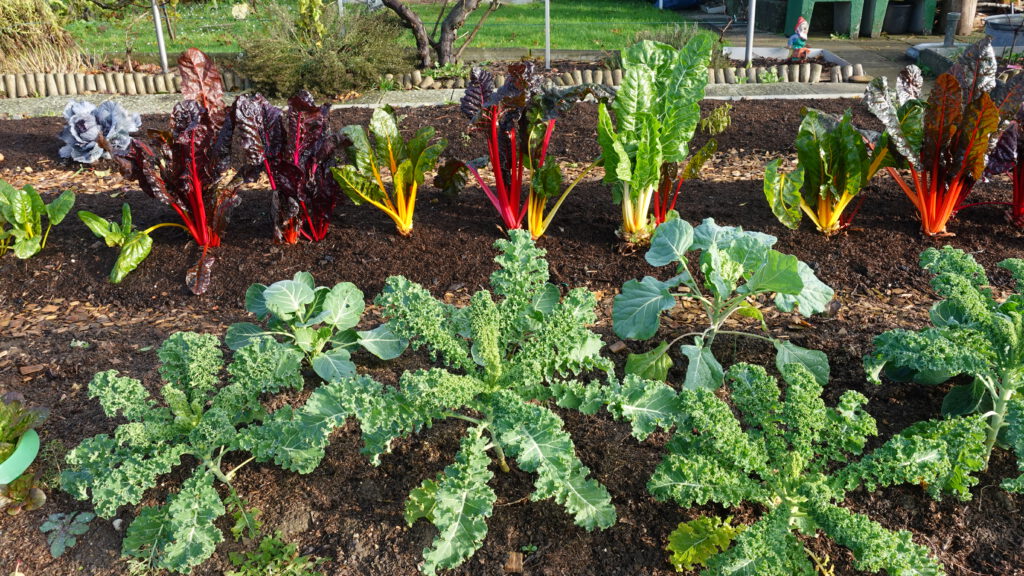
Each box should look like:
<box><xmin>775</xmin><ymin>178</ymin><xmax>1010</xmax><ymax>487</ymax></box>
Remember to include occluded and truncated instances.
<box><xmin>381</xmin><ymin>0</ymin><xmax>435</xmax><ymax>68</ymax></box>
<box><xmin>434</xmin><ymin>0</ymin><xmax>483</xmax><ymax>65</ymax></box>
<box><xmin>382</xmin><ymin>0</ymin><xmax>491</xmax><ymax>68</ymax></box>
<box><xmin>957</xmin><ymin>0</ymin><xmax>977</xmax><ymax>35</ymax></box>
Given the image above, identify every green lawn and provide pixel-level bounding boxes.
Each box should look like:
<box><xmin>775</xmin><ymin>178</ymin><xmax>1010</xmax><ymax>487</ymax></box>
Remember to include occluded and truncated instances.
<box><xmin>66</xmin><ymin>0</ymin><xmax>690</xmax><ymax>57</ymax></box>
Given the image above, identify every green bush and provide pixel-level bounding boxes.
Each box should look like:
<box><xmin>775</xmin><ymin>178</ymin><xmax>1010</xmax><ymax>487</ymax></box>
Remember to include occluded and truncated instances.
<box><xmin>236</xmin><ymin>5</ymin><xmax>413</xmax><ymax>97</ymax></box>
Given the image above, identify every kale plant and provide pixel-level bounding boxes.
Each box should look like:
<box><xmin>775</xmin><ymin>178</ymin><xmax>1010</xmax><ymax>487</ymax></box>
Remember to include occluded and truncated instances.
<box><xmin>226</xmin><ymin>271</ymin><xmax>407</xmax><ymax>382</ymax></box>
<box><xmin>61</xmin><ymin>332</ymin><xmax>304</xmax><ymax>573</ymax></box>
<box><xmin>866</xmin><ymin>246</ymin><xmax>1024</xmax><ymax>491</ymax></box>
<box><xmin>601</xmin><ymin>363</ymin><xmax>985</xmax><ymax>575</ymax></box>
<box><xmin>58</xmin><ymin>100</ymin><xmax>141</xmax><ymax>164</ymax></box>
<box><xmin>613</xmin><ymin>217</ymin><xmax>834</xmax><ymax>389</ymax></box>
<box><xmin>246</xmin><ymin>231</ymin><xmax>616</xmax><ymax>574</ymax></box>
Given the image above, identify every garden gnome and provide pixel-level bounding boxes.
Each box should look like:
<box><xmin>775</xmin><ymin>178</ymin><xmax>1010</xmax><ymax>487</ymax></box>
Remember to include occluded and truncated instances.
<box><xmin>788</xmin><ymin>17</ymin><xmax>810</xmax><ymax>61</ymax></box>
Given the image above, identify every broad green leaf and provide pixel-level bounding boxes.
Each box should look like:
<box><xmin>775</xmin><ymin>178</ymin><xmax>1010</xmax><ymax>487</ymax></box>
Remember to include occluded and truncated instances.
<box><xmin>78</xmin><ymin>210</ymin><xmax>122</xmax><ymax>246</ymax></box>
<box><xmin>321</xmin><ymin>282</ymin><xmax>365</xmax><ymax>329</ymax></box>
<box><xmin>311</xmin><ymin>347</ymin><xmax>355</xmax><ymax>382</ymax></box>
<box><xmin>45</xmin><ymin>190</ymin><xmax>75</xmax><ymax>225</ymax></box>
<box><xmin>741</xmin><ymin>250</ymin><xmax>802</xmax><ymax>295</ymax></box>
<box><xmin>224</xmin><ymin>322</ymin><xmax>267</xmax><ymax>351</ymax></box>
<box><xmin>244</xmin><ymin>284</ymin><xmax>269</xmax><ymax>319</ymax></box>
<box><xmin>624</xmin><ymin>341</ymin><xmax>673</xmax><ymax>382</ymax></box>
<box><xmin>774</xmin><ymin>261</ymin><xmax>835</xmax><ymax>316</ymax></box>
<box><xmin>941</xmin><ymin>378</ymin><xmax>989</xmax><ymax>417</ymax></box>
<box><xmin>763</xmin><ymin>160</ymin><xmax>804</xmax><ymax>230</ymax></box>
<box><xmin>110</xmin><ymin>231</ymin><xmax>152</xmax><ymax>283</ymax></box>
<box><xmin>646</xmin><ymin>217</ymin><xmax>693</xmax><ymax>267</ymax></box>
<box><xmin>263</xmin><ymin>280</ymin><xmax>315</xmax><ymax>321</ymax></box>
<box><xmin>13</xmin><ymin>235</ymin><xmax>42</xmax><ymax>259</ymax></box>
<box><xmin>680</xmin><ymin>337</ymin><xmax>724</xmax><ymax>390</ymax></box>
<box><xmin>774</xmin><ymin>340</ymin><xmax>830</xmax><ymax>387</ymax></box>
<box><xmin>357</xmin><ymin>323</ymin><xmax>408</xmax><ymax>360</ymax></box>
<box><xmin>667</xmin><ymin>516</ymin><xmax>745</xmax><ymax>572</ymax></box>
<box><xmin>612</xmin><ymin>277</ymin><xmax>676</xmax><ymax>340</ymax></box>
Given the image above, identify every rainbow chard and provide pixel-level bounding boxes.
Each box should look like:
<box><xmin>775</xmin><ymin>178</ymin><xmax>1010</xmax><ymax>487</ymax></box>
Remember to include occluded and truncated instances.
<box><xmin>764</xmin><ymin>109</ymin><xmax>874</xmax><ymax>236</ymax></box>
<box><xmin>597</xmin><ymin>38</ymin><xmax>713</xmax><ymax>244</ymax></box>
<box><xmin>983</xmin><ymin>114</ymin><xmax>1024</xmax><ymax>226</ymax></box>
<box><xmin>864</xmin><ymin>39</ymin><xmax>1017</xmax><ymax>236</ymax></box>
<box><xmin>438</xmin><ymin>64</ymin><xmax>608</xmax><ymax>239</ymax></box>
<box><xmin>111</xmin><ymin>49</ymin><xmax>236</xmax><ymax>295</ymax></box>
<box><xmin>332</xmin><ymin>105</ymin><xmax>447</xmax><ymax>236</ymax></box>
<box><xmin>233</xmin><ymin>91</ymin><xmax>341</xmax><ymax>243</ymax></box>
<box><xmin>114</xmin><ymin>100</ymin><xmax>237</xmax><ymax>295</ymax></box>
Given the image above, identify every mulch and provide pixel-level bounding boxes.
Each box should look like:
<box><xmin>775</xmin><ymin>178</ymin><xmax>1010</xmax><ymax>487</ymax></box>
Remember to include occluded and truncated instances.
<box><xmin>0</xmin><ymin>98</ymin><xmax>1023</xmax><ymax>576</ymax></box>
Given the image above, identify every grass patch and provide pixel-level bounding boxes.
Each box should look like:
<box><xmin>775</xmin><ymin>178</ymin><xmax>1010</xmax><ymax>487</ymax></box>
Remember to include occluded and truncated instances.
<box><xmin>66</xmin><ymin>0</ymin><xmax>691</xmax><ymax>58</ymax></box>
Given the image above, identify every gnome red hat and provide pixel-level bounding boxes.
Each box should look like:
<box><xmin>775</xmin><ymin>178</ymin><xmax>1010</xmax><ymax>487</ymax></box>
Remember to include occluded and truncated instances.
<box><xmin>795</xmin><ymin>16</ymin><xmax>809</xmax><ymax>40</ymax></box>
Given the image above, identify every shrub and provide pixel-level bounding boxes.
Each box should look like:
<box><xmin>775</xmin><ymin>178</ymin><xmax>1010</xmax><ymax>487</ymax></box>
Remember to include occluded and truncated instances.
<box><xmin>236</xmin><ymin>5</ymin><xmax>412</xmax><ymax>97</ymax></box>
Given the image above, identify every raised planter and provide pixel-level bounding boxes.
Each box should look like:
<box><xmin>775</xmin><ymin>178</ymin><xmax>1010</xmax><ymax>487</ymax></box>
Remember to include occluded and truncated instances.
<box><xmin>985</xmin><ymin>14</ymin><xmax>1024</xmax><ymax>47</ymax></box>
<box><xmin>0</xmin><ymin>429</ymin><xmax>40</xmax><ymax>485</ymax></box>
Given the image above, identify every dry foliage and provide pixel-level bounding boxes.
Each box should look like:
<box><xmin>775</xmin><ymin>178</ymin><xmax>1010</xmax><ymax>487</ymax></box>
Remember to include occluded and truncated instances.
<box><xmin>0</xmin><ymin>0</ymin><xmax>82</xmax><ymax>74</ymax></box>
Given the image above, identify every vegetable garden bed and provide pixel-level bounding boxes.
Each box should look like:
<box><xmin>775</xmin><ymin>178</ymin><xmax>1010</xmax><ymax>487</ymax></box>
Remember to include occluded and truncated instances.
<box><xmin>0</xmin><ymin>96</ymin><xmax>1022</xmax><ymax>576</ymax></box>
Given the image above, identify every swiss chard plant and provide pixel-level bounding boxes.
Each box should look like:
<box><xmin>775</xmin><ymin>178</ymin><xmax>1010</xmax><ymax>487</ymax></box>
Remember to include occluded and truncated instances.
<box><xmin>439</xmin><ymin>63</ymin><xmax>610</xmax><ymax>240</ymax></box>
<box><xmin>600</xmin><ymin>363</ymin><xmax>985</xmax><ymax>575</ymax></box>
<box><xmin>225</xmin><ymin>271</ymin><xmax>407</xmax><ymax>382</ymax></box>
<box><xmin>58</xmin><ymin>100</ymin><xmax>141</xmax><ymax>164</ymax></box>
<box><xmin>244</xmin><ymin>231</ymin><xmax>616</xmax><ymax>574</ymax></box>
<box><xmin>764</xmin><ymin>108</ymin><xmax>876</xmax><ymax>236</ymax></box>
<box><xmin>596</xmin><ymin>38</ymin><xmax>713</xmax><ymax>244</ymax></box>
<box><xmin>982</xmin><ymin>108</ymin><xmax>1024</xmax><ymax>227</ymax></box>
<box><xmin>332</xmin><ymin>105</ymin><xmax>447</xmax><ymax>236</ymax></box>
<box><xmin>78</xmin><ymin>204</ymin><xmax>183</xmax><ymax>283</ymax></box>
<box><xmin>863</xmin><ymin>38</ymin><xmax>1024</xmax><ymax>236</ymax></box>
<box><xmin>865</xmin><ymin>246</ymin><xmax>1024</xmax><ymax>491</ymax></box>
<box><xmin>0</xmin><ymin>179</ymin><xmax>74</xmax><ymax>259</ymax></box>
<box><xmin>231</xmin><ymin>91</ymin><xmax>342</xmax><ymax>243</ymax></box>
<box><xmin>61</xmin><ymin>332</ymin><xmax>305</xmax><ymax>574</ymax></box>
<box><xmin>109</xmin><ymin>49</ymin><xmax>236</xmax><ymax>294</ymax></box>
<box><xmin>613</xmin><ymin>217</ymin><xmax>833</xmax><ymax>390</ymax></box>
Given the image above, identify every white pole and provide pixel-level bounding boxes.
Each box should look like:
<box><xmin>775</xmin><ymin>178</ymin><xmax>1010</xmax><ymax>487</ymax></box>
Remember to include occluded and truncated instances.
<box><xmin>151</xmin><ymin>0</ymin><xmax>169</xmax><ymax>74</ymax></box>
<box><xmin>745</xmin><ymin>0</ymin><xmax>756</xmax><ymax>67</ymax></box>
<box><xmin>337</xmin><ymin>0</ymin><xmax>345</xmax><ymax>35</ymax></box>
<box><xmin>545</xmin><ymin>0</ymin><xmax>551</xmax><ymax>69</ymax></box>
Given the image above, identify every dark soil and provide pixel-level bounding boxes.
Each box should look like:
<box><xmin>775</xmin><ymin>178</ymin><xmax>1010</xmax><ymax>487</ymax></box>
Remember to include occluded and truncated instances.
<box><xmin>1</xmin><ymin>99</ymin><xmax>1023</xmax><ymax>576</ymax></box>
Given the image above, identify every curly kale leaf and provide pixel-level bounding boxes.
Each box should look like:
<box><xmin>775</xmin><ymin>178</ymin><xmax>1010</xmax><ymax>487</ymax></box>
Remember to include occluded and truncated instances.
<box><xmin>812</xmin><ymin>505</ymin><xmax>944</xmax><ymax>576</ymax></box>
<box><xmin>490</xmin><ymin>390</ymin><xmax>615</xmax><ymax>529</ymax></box>
<box><xmin>62</xmin><ymin>332</ymin><xmax>304</xmax><ymax>573</ymax></box>
<box><xmin>122</xmin><ymin>472</ymin><xmax>225</xmax><ymax>574</ymax></box>
<box><xmin>265</xmin><ymin>230</ymin><xmax>614</xmax><ymax>574</ymax></box>
<box><xmin>865</xmin><ymin>246</ymin><xmax>1024</xmax><ymax>484</ymax></box>
<box><xmin>606</xmin><ymin>362</ymin><xmax>962</xmax><ymax>573</ymax></box>
<box><xmin>408</xmin><ymin>429</ymin><xmax>496</xmax><ymax>576</ymax></box>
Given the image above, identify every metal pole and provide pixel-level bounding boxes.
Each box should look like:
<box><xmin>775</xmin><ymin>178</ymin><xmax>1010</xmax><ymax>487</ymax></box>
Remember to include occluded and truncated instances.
<box><xmin>745</xmin><ymin>0</ymin><xmax>756</xmax><ymax>67</ymax></box>
<box><xmin>337</xmin><ymin>0</ymin><xmax>345</xmax><ymax>36</ymax></box>
<box><xmin>151</xmin><ymin>0</ymin><xmax>169</xmax><ymax>74</ymax></box>
<box><xmin>545</xmin><ymin>0</ymin><xmax>551</xmax><ymax>69</ymax></box>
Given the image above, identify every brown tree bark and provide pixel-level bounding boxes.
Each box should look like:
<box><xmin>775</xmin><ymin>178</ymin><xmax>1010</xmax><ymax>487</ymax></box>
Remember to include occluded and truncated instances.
<box><xmin>956</xmin><ymin>0</ymin><xmax>977</xmax><ymax>35</ymax></box>
<box><xmin>380</xmin><ymin>0</ymin><xmax>497</xmax><ymax>68</ymax></box>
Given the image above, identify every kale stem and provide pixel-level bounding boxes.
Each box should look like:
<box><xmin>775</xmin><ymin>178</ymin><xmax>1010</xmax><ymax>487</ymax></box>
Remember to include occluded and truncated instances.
<box><xmin>446</xmin><ymin>412</ymin><xmax>485</xmax><ymax>426</ymax></box>
<box><xmin>715</xmin><ymin>330</ymin><xmax>775</xmax><ymax>344</ymax></box>
<box><xmin>224</xmin><ymin>456</ymin><xmax>255</xmax><ymax>481</ymax></box>
<box><xmin>490</xmin><ymin>435</ymin><xmax>511</xmax><ymax>474</ymax></box>
<box><xmin>984</xmin><ymin>380</ymin><xmax>1015</xmax><ymax>467</ymax></box>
